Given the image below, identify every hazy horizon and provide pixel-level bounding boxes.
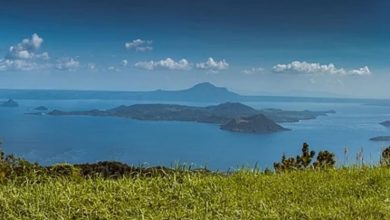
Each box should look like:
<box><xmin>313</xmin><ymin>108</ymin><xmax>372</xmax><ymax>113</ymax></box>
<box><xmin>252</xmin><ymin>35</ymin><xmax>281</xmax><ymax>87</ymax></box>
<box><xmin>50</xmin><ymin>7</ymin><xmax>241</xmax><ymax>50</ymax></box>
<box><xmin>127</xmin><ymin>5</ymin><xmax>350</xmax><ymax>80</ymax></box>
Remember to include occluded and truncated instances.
<box><xmin>1</xmin><ymin>0</ymin><xmax>390</xmax><ymax>98</ymax></box>
<box><xmin>0</xmin><ymin>81</ymin><xmax>387</xmax><ymax>100</ymax></box>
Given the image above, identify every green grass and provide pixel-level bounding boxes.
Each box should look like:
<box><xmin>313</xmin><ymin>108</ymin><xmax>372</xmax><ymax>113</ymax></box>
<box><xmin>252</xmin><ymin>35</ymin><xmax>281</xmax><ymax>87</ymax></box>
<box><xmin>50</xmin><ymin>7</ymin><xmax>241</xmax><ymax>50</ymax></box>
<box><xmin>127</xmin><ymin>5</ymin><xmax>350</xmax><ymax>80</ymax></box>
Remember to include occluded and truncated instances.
<box><xmin>0</xmin><ymin>167</ymin><xmax>389</xmax><ymax>219</ymax></box>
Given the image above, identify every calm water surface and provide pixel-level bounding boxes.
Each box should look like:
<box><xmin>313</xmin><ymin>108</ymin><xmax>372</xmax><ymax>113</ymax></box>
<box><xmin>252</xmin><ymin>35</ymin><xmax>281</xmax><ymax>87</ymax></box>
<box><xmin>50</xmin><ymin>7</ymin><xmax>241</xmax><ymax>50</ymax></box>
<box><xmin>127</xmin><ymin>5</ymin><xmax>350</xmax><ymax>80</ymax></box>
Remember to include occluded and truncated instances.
<box><xmin>0</xmin><ymin>99</ymin><xmax>389</xmax><ymax>170</ymax></box>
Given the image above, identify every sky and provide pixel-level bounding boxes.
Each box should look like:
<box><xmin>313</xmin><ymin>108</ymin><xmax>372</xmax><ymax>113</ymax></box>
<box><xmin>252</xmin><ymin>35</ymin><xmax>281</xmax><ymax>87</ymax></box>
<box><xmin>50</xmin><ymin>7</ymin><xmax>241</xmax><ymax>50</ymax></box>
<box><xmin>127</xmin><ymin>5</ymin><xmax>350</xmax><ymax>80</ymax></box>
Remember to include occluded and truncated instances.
<box><xmin>0</xmin><ymin>0</ymin><xmax>389</xmax><ymax>98</ymax></box>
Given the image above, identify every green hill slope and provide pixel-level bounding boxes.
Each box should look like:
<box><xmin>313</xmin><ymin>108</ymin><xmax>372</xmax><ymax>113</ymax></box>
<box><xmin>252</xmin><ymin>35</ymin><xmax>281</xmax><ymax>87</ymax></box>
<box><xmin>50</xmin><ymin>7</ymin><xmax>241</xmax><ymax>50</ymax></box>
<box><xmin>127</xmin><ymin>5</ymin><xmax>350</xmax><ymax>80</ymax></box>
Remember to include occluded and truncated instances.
<box><xmin>0</xmin><ymin>167</ymin><xmax>389</xmax><ymax>219</ymax></box>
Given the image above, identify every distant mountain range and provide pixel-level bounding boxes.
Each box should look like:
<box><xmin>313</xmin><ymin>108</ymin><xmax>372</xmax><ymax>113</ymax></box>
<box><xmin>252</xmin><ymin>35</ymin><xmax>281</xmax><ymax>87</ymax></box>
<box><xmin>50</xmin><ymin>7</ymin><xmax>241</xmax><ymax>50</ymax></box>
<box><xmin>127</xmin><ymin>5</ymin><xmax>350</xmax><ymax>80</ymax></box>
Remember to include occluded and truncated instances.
<box><xmin>0</xmin><ymin>82</ymin><xmax>385</xmax><ymax>103</ymax></box>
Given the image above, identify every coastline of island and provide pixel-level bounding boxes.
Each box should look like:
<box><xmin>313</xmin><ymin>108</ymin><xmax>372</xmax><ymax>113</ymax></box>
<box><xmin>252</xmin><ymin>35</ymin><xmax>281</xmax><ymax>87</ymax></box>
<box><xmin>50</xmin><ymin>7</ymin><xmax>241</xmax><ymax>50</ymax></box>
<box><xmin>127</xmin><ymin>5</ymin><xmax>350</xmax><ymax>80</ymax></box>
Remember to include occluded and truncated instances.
<box><xmin>43</xmin><ymin>102</ymin><xmax>335</xmax><ymax>134</ymax></box>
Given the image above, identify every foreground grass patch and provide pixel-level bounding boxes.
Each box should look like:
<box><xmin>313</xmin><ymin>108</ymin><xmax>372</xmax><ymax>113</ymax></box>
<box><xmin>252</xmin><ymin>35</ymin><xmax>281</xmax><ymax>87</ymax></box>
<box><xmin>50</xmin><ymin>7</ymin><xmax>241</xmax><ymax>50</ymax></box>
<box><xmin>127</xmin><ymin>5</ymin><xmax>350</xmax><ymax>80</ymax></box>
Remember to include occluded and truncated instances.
<box><xmin>0</xmin><ymin>167</ymin><xmax>389</xmax><ymax>219</ymax></box>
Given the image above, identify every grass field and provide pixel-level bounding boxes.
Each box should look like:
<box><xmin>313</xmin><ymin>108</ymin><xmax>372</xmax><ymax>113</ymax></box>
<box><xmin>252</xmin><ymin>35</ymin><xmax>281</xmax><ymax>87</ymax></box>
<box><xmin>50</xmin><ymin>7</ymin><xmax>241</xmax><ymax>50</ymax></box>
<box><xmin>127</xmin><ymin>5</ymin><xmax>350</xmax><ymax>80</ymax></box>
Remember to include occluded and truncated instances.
<box><xmin>0</xmin><ymin>166</ymin><xmax>389</xmax><ymax>219</ymax></box>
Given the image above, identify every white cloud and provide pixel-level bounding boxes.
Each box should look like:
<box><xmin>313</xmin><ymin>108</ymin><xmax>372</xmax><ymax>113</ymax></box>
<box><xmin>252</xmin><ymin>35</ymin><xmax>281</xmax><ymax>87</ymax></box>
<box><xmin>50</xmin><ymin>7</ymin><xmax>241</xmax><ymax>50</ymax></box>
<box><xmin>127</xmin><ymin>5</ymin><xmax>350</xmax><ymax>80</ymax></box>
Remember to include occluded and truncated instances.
<box><xmin>349</xmin><ymin>66</ymin><xmax>371</xmax><ymax>76</ymax></box>
<box><xmin>29</xmin><ymin>33</ymin><xmax>44</xmax><ymax>48</ymax></box>
<box><xmin>134</xmin><ymin>57</ymin><xmax>230</xmax><ymax>72</ymax></box>
<box><xmin>272</xmin><ymin>61</ymin><xmax>371</xmax><ymax>76</ymax></box>
<box><xmin>6</xmin><ymin>33</ymin><xmax>47</xmax><ymax>60</ymax></box>
<box><xmin>107</xmin><ymin>66</ymin><xmax>121</xmax><ymax>72</ymax></box>
<box><xmin>134</xmin><ymin>58</ymin><xmax>191</xmax><ymax>71</ymax></box>
<box><xmin>0</xmin><ymin>34</ymin><xmax>86</xmax><ymax>73</ymax></box>
<box><xmin>122</xmin><ymin>59</ymin><xmax>128</xmax><ymax>67</ymax></box>
<box><xmin>87</xmin><ymin>63</ymin><xmax>96</xmax><ymax>71</ymax></box>
<box><xmin>241</xmin><ymin>67</ymin><xmax>264</xmax><ymax>75</ymax></box>
<box><xmin>0</xmin><ymin>57</ymin><xmax>49</xmax><ymax>72</ymax></box>
<box><xmin>125</xmin><ymin>39</ymin><xmax>153</xmax><ymax>52</ymax></box>
<box><xmin>0</xmin><ymin>59</ymin><xmax>42</xmax><ymax>71</ymax></box>
<box><xmin>56</xmin><ymin>58</ymin><xmax>80</xmax><ymax>71</ymax></box>
<box><xmin>196</xmin><ymin>57</ymin><xmax>229</xmax><ymax>72</ymax></box>
<box><xmin>35</xmin><ymin>52</ymin><xmax>50</xmax><ymax>60</ymax></box>
<box><xmin>0</xmin><ymin>33</ymin><xmax>52</xmax><ymax>72</ymax></box>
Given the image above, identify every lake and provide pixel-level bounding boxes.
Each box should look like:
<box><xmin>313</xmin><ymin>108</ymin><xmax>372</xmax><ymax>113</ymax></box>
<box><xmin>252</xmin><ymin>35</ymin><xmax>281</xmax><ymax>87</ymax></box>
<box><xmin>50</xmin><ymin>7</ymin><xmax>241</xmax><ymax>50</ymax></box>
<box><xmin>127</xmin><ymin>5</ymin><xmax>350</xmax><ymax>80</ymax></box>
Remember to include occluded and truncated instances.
<box><xmin>0</xmin><ymin>98</ymin><xmax>389</xmax><ymax>170</ymax></box>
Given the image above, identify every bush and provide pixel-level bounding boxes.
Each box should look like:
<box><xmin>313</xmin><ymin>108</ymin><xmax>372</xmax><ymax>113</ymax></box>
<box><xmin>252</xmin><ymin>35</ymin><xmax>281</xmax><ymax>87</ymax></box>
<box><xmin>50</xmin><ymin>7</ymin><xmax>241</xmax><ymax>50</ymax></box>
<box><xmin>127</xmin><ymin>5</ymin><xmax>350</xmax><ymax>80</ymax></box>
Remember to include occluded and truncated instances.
<box><xmin>1</xmin><ymin>148</ymin><xmax>44</xmax><ymax>181</ymax></box>
<box><xmin>74</xmin><ymin>161</ymin><xmax>183</xmax><ymax>178</ymax></box>
<box><xmin>380</xmin><ymin>146</ymin><xmax>390</xmax><ymax>166</ymax></box>
<box><xmin>313</xmin><ymin>150</ymin><xmax>336</xmax><ymax>168</ymax></box>
<box><xmin>274</xmin><ymin>143</ymin><xmax>335</xmax><ymax>172</ymax></box>
<box><xmin>48</xmin><ymin>163</ymin><xmax>81</xmax><ymax>179</ymax></box>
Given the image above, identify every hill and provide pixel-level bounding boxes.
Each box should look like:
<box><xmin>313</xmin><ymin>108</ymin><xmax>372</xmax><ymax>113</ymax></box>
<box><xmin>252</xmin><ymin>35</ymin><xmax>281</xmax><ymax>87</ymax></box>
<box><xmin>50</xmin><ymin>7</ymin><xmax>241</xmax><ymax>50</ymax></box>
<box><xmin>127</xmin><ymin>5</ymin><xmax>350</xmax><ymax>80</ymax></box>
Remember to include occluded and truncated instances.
<box><xmin>221</xmin><ymin>114</ymin><xmax>289</xmax><ymax>133</ymax></box>
<box><xmin>0</xmin><ymin>99</ymin><xmax>18</xmax><ymax>107</ymax></box>
<box><xmin>0</xmin><ymin>143</ymin><xmax>389</xmax><ymax>219</ymax></box>
<box><xmin>47</xmin><ymin>102</ymin><xmax>334</xmax><ymax>133</ymax></box>
<box><xmin>48</xmin><ymin>102</ymin><xmax>287</xmax><ymax>133</ymax></box>
<box><xmin>0</xmin><ymin>167</ymin><xmax>388</xmax><ymax>219</ymax></box>
<box><xmin>380</xmin><ymin>120</ymin><xmax>390</xmax><ymax>127</ymax></box>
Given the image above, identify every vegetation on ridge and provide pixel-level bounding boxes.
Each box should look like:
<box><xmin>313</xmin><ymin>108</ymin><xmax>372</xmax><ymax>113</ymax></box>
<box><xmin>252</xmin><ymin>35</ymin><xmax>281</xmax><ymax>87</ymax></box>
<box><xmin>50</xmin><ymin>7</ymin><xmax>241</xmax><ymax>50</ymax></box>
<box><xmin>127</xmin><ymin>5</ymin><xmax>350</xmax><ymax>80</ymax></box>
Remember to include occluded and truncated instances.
<box><xmin>0</xmin><ymin>142</ymin><xmax>389</xmax><ymax>219</ymax></box>
<box><xmin>274</xmin><ymin>143</ymin><xmax>336</xmax><ymax>171</ymax></box>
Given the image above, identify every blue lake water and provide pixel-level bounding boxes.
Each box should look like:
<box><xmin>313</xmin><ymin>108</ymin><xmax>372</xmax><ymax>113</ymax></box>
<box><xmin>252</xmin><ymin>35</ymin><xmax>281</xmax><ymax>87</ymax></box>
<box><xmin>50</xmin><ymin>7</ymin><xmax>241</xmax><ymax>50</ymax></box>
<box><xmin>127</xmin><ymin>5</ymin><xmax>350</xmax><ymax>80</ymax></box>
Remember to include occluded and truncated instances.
<box><xmin>0</xmin><ymin>99</ymin><xmax>390</xmax><ymax>170</ymax></box>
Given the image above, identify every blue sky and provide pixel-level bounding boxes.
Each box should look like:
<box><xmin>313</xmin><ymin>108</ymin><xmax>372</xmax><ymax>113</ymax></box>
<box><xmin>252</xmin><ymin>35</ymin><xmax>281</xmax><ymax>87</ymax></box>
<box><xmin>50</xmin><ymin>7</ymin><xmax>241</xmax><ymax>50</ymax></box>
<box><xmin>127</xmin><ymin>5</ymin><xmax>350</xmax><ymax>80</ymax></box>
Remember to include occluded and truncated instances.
<box><xmin>0</xmin><ymin>0</ymin><xmax>389</xmax><ymax>98</ymax></box>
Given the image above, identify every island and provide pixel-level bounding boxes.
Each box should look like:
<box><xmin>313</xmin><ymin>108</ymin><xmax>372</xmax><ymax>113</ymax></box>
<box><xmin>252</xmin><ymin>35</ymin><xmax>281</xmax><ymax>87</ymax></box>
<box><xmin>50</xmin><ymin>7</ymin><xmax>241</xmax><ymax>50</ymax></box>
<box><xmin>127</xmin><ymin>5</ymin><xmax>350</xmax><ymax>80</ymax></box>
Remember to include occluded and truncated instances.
<box><xmin>370</xmin><ymin>136</ymin><xmax>390</xmax><ymax>142</ymax></box>
<box><xmin>380</xmin><ymin>121</ymin><xmax>390</xmax><ymax>127</ymax></box>
<box><xmin>0</xmin><ymin>99</ymin><xmax>19</xmax><ymax>107</ymax></box>
<box><xmin>34</xmin><ymin>106</ymin><xmax>49</xmax><ymax>111</ymax></box>
<box><xmin>260</xmin><ymin>108</ymin><xmax>335</xmax><ymax>123</ymax></box>
<box><xmin>221</xmin><ymin>114</ymin><xmax>289</xmax><ymax>133</ymax></box>
<box><xmin>47</xmin><ymin>102</ymin><xmax>335</xmax><ymax>134</ymax></box>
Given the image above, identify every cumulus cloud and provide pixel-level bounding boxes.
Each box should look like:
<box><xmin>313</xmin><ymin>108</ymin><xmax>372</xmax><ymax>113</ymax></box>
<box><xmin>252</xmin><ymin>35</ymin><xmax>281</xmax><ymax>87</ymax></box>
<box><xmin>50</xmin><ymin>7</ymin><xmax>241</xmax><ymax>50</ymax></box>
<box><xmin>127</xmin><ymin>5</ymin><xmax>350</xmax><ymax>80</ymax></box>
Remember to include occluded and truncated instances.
<box><xmin>56</xmin><ymin>58</ymin><xmax>80</xmax><ymax>71</ymax></box>
<box><xmin>122</xmin><ymin>59</ymin><xmax>128</xmax><ymax>67</ymax></box>
<box><xmin>134</xmin><ymin>57</ymin><xmax>230</xmax><ymax>72</ymax></box>
<box><xmin>0</xmin><ymin>33</ymin><xmax>53</xmax><ymax>72</ymax></box>
<box><xmin>196</xmin><ymin>57</ymin><xmax>229</xmax><ymax>72</ymax></box>
<box><xmin>0</xmin><ymin>59</ymin><xmax>42</xmax><ymax>71</ymax></box>
<box><xmin>241</xmin><ymin>67</ymin><xmax>264</xmax><ymax>75</ymax></box>
<box><xmin>5</xmin><ymin>33</ymin><xmax>47</xmax><ymax>60</ymax></box>
<box><xmin>349</xmin><ymin>66</ymin><xmax>371</xmax><ymax>76</ymax></box>
<box><xmin>87</xmin><ymin>63</ymin><xmax>96</xmax><ymax>71</ymax></box>
<box><xmin>272</xmin><ymin>61</ymin><xmax>371</xmax><ymax>76</ymax></box>
<box><xmin>134</xmin><ymin>58</ymin><xmax>190</xmax><ymax>71</ymax></box>
<box><xmin>125</xmin><ymin>39</ymin><xmax>153</xmax><ymax>52</ymax></box>
<box><xmin>107</xmin><ymin>66</ymin><xmax>121</xmax><ymax>72</ymax></box>
<box><xmin>0</xmin><ymin>34</ymin><xmax>86</xmax><ymax>72</ymax></box>
<box><xmin>35</xmin><ymin>52</ymin><xmax>50</xmax><ymax>60</ymax></box>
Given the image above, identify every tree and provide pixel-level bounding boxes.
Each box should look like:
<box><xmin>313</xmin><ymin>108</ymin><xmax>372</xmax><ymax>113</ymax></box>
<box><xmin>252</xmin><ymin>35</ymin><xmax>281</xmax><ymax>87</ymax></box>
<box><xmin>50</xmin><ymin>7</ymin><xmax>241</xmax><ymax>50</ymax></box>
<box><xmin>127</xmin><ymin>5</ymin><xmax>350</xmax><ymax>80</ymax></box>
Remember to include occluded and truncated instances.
<box><xmin>381</xmin><ymin>146</ymin><xmax>390</xmax><ymax>166</ymax></box>
<box><xmin>274</xmin><ymin>143</ymin><xmax>336</xmax><ymax>172</ymax></box>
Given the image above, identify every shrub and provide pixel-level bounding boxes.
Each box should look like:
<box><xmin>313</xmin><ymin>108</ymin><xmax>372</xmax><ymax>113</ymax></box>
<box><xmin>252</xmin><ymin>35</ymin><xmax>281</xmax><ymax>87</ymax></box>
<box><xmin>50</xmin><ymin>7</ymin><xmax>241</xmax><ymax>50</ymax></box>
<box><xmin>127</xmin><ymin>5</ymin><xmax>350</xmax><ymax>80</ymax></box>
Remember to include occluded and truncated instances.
<box><xmin>73</xmin><ymin>161</ymin><xmax>196</xmax><ymax>179</ymax></box>
<box><xmin>296</xmin><ymin>142</ymin><xmax>316</xmax><ymax>168</ymax></box>
<box><xmin>0</xmin><ymin>150</ymin><xmax>44</xmax><ymax>181</ymax></box>
<box><xmin>380</xmin><ymin>146</ymin><xmax>390</xmax><ymax>166</ymax></box>
<box><xmin>274</xmin><ymin>143</ymin><xmax>335</xmax><ymax>172</ymax></box>
<box><xmin>313</xmin><ymin>150</ymin><xmax>336</xmax><ymax>168</ymax></box>
<box><xmin>48</xmin><ymin>163</ymin><xmax>81</xmax><ymax>179</ymax></box>
<box><xmin>75</xmin><ymin>161</ymin><xmax>136</xmax><ymax>178</ymax></box>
